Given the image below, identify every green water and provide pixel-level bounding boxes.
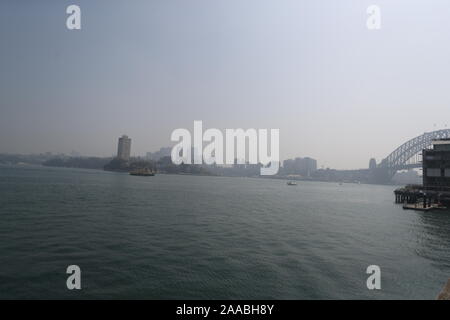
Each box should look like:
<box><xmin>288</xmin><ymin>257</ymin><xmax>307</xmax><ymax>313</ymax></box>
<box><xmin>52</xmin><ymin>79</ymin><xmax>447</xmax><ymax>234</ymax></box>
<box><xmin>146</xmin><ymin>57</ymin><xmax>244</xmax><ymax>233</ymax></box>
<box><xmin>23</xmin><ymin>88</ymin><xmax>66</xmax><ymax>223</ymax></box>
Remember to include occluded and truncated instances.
<box><xmin>0</xmin><ymin>165</ymin><xmax>449</xmax><ymax>299</ymax></box>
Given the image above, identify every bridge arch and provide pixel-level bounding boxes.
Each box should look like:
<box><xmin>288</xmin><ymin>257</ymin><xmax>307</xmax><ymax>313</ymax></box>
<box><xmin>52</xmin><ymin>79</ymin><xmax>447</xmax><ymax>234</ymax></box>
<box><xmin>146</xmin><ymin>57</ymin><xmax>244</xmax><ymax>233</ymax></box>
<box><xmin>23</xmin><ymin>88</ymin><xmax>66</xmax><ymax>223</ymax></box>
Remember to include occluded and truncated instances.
<box><xmin>380</xmin><ymin>129</ymin><xmax>450</xmax><ymax>170</ymax></box>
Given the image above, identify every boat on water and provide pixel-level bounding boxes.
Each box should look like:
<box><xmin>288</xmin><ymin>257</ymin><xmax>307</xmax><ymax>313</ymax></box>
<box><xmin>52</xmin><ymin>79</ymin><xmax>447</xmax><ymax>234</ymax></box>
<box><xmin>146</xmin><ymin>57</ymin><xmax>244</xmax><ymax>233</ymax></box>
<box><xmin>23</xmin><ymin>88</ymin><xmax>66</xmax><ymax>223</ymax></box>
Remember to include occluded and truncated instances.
<box><xmin>402</xmin><ymin>202</ymin><xmax>447</xmax><ymax>212</ymax></box>
<box><xmin>287</xmin><ymin>181</ymin><xmax>297</xmax><ymax>186</ymax></box>
<box><xmin>129</xmin><ymin>168</ymin><xmax>155</xmax><ymax>176</ymax></box>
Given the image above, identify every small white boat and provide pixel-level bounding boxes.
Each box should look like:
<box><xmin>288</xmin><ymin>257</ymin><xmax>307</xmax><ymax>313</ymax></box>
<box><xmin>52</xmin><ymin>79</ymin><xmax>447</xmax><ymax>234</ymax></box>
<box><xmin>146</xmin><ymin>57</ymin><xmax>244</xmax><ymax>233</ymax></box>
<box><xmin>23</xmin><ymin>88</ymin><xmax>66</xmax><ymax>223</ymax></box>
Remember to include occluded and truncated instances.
<box><xmin>287</xmin><ymin>181</ymin><xmax>297</xmax><ymax>186</ymax></box>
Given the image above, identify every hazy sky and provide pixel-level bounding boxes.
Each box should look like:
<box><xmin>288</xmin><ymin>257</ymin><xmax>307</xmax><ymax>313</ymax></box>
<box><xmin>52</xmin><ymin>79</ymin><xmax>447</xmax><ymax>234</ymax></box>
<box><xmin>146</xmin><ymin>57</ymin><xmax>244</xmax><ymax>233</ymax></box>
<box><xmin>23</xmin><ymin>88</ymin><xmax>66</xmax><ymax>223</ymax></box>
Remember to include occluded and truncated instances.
<box><xmin>2</xmin><ymin>0</ymin><xmax>450</xmax><ymax>169</ymax></box>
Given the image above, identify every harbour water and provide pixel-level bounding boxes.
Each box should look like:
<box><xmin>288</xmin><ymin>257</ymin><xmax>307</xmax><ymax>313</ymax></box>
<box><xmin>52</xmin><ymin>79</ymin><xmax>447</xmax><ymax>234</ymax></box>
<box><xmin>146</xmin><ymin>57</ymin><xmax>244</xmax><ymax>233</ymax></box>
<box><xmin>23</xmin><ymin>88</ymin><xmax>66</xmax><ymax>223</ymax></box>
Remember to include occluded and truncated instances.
<box><xmin>0</xmin><ymin>165</ymin><xmax>449</xmax><ymax>299</ymax></box>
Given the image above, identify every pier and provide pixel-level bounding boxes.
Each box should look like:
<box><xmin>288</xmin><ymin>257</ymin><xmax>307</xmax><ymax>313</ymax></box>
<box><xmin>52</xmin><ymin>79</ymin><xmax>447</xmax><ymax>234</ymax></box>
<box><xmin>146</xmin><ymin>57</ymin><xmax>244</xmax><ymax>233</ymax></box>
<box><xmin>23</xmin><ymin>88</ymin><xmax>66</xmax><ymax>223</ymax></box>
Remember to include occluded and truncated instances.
<box><xmin>394</xmin><ymin>138</ymin><xmax>450</xmax><ymax>211</ymax></box>
<box><xmin>394</xmin><ymin>185</ymin><xmax>450</xmax><ymax>211</ymax></box>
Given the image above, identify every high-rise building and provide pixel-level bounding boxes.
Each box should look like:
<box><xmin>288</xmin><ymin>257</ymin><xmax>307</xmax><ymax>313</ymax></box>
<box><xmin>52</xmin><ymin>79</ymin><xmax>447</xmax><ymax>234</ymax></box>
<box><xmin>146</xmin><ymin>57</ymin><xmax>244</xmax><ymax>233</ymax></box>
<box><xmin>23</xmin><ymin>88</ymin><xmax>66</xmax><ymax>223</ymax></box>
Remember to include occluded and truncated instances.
<box><xmin>303</xmin><ymin>157</ymin><xmax>317</xmax><ymax>177</ymax></box>
<box><xmin>369</xmin><ymin>158</ymin><xmax>377</xmax><ymax>170</ymax></box>
<box><xmin>283</xmin><ymin>156</ymin><xmax>317</xmax><ymax>176</ymax></box>
<box><xmin>117</xmin><ymin>135</ymin><xmax>131</xmax><ymax>161</ymax></box>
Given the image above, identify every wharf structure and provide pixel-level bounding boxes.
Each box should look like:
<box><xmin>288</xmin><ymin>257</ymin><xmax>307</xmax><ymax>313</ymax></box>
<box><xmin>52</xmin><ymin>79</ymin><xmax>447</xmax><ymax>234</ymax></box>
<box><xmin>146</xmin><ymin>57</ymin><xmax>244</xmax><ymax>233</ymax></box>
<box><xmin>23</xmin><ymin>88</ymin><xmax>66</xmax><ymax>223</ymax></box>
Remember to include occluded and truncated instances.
<box><xmin>394</xmin><ymin>139</ymin><xmax>450</xmax><ymax>210</ymax></box>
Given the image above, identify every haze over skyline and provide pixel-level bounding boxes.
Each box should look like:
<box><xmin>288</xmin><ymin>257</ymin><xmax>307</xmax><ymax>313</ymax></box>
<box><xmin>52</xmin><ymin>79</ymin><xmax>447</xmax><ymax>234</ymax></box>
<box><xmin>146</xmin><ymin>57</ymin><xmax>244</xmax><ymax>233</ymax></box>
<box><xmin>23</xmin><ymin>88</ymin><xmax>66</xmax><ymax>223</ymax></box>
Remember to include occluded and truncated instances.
<box><xmin>2</xmin><ymin>0</ymin><xmax>450</xmax><ymax>169</ymax></box>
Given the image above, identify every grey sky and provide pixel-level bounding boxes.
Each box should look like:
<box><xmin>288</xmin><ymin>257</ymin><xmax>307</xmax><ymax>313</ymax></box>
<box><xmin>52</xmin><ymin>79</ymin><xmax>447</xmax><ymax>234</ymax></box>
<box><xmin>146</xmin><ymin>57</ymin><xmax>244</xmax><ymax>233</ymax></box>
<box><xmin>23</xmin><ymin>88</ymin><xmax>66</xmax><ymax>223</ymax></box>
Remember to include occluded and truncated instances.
<box><xmin>1</xmin><ymin>0</ymin><xmax>450</xmax><ymax>169</ymax></box>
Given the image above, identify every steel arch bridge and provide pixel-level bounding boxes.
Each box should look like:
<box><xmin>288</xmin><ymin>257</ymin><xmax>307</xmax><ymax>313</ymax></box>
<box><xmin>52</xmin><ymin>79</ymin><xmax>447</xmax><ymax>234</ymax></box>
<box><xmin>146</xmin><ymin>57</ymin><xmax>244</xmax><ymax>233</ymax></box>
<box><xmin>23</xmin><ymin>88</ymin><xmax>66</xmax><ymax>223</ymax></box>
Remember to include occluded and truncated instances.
<box><xmin>380</xmin><ymin>129</ymin><xmax>450</xmax><ymax>171</ymax></box>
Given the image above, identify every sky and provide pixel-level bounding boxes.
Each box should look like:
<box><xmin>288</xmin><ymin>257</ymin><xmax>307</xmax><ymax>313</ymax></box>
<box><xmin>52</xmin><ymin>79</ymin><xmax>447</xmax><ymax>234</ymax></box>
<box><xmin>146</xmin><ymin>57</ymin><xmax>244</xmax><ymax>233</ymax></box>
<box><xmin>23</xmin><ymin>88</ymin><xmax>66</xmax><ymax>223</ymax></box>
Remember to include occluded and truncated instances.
<box><xmin>1</xmin><ymin>0</ymin><xmax>450</xmax><ymax>169</ymax></box>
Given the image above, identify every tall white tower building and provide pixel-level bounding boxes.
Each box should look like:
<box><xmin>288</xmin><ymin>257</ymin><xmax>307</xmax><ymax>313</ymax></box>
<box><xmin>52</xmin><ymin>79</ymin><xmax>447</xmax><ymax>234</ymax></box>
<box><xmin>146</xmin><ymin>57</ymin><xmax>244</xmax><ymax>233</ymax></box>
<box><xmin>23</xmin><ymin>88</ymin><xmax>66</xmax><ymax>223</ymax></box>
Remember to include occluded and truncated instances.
<box><xmin>117</xmin><ymin>135</ymin><xmax>131</xmax><ymax>161</ymax></box>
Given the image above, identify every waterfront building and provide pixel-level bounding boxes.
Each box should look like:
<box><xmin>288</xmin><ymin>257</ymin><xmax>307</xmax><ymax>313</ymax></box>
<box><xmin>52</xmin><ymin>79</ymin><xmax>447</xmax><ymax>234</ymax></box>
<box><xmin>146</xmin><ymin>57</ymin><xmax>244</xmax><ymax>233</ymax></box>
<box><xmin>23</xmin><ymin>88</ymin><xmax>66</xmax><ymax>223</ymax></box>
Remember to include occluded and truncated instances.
<box><xmin>117</xmin><ymin>135</ymin><xmax>131</xmax><ymax>161</ymax></box>
<box><xmin>146</xmin><ymin>147</ymin><xmax>172</xmax><ymax>161</ymax></box>
<box><xmin>423</xmin><ymin>139</ymin><xmax>450</xmax><ymax>187</ymax></box>
<box><xmin>394</xmin><ymin>139</ymin><xmax>450</xmax><ymax>208</ymax></box>
<box><xmin>282</xmin><ymin>157</ymin><xmax>317</xmax><ymax>177</ymax></box>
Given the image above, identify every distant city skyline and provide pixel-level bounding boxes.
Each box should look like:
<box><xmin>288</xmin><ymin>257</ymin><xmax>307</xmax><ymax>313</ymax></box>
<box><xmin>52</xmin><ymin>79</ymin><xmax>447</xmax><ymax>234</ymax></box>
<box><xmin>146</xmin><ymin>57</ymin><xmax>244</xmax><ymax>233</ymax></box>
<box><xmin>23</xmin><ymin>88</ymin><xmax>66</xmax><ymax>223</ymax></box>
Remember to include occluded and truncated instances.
<box><xmin>2</xmin><ymin>0</ymin><xmax>450</xmax><ymax>169</ymax></box>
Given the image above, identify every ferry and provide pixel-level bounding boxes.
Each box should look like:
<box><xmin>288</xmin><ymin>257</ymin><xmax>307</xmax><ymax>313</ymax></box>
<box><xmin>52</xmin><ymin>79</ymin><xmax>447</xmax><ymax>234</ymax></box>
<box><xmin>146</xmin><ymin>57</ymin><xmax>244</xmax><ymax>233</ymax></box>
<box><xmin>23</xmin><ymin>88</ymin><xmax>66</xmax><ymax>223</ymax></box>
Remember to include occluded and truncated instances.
<box><xmin>129</xmin><ymin>168</ymin><xmax>155</xmax><ymax>176</ymax></box>
<box><xmin>402</xmin><ymin>202</ymin><xmax>447</xmax><ymax>212</ymax></box>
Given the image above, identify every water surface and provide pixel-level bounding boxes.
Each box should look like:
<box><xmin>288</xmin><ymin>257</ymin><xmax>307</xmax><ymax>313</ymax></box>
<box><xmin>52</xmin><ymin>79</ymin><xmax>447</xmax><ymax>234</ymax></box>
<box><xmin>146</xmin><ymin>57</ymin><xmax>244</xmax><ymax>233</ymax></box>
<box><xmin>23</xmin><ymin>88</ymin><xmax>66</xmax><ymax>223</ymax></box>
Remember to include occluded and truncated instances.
<box><xmin>0</xmin><ymin>165</ymin><xmax>449</xmax><ymax>299</ymax></box>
